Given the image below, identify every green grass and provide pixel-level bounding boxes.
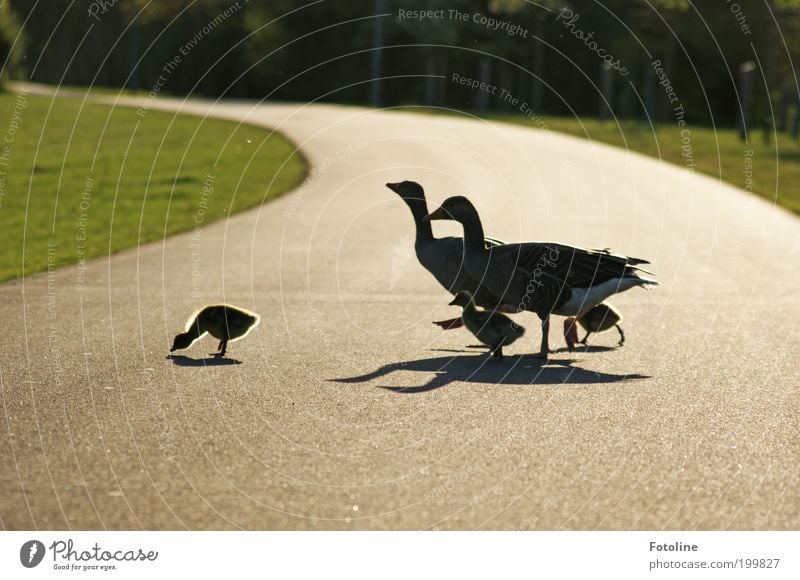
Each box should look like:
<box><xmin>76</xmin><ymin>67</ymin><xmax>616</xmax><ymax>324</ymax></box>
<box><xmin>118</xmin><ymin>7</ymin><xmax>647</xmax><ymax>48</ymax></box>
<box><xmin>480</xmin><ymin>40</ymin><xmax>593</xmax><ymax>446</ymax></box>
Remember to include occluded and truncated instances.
<box><xmin>0</xmin><ymin>93</ymin><xmax>306</xmax><ymax>282</ymax></box>
<box><xmin>406</xmin><ymin>106</ymin><xmax>800</xmax><ymax>216</ymax></box>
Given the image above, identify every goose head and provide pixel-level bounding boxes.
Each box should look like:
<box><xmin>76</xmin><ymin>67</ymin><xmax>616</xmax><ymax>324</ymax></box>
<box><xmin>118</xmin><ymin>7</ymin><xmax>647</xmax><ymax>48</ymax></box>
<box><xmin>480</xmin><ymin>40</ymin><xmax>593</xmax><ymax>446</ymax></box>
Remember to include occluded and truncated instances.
<box><xmin>424</xmin><ymin>195</ymin><xmax>477</xmax><ymax>223</ymax></box>
<box><xmin>448</xmin><ymin>290</ymin><xmax>474</xmax><ymax>309</ymax></box>
<box><xmin>386</xmin><ymin>181</ymin><xmax>426</xmax><ymax>205</ymax></box>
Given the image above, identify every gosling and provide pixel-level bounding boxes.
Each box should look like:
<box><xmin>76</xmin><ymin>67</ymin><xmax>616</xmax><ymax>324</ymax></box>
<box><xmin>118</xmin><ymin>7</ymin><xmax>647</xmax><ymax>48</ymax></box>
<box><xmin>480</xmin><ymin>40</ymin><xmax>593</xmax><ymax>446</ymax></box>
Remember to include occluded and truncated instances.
<box><xmin>563</xmin><ymin>302</ymin><xmax>624</xmax><ymax>352</ymax></box>
<box><xmin>449</xmin><ymin>291</ymin><xmax>525</xmax><ymax>361</ymax></box>
<box><xmin>170</xmin><ymin>304</ymin><xmax>260</xmax><ymax>358</ymax></box>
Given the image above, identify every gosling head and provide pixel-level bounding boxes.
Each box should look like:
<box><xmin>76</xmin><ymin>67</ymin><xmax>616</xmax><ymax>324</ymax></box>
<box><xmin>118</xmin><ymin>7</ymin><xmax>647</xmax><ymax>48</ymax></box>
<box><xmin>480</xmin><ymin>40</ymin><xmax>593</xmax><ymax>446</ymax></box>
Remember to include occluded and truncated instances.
<box><xmin>170</xmin><ymin>332</ymin><xmax>195</xmax><ymax>352</ymax></box>
<box><xmin>563</xmin><ymin>317</ymin><xmax>579</xmax><ymax>352</ymax></box>
<box><xmin>424</xmin><ymin>195</ymin><xmax>477</xmax><ymax>223</ymax></box>
<box><xmin>448</xmin><ymin>290</ymin><xmax>474</xmax><ymax>309</ymax></box>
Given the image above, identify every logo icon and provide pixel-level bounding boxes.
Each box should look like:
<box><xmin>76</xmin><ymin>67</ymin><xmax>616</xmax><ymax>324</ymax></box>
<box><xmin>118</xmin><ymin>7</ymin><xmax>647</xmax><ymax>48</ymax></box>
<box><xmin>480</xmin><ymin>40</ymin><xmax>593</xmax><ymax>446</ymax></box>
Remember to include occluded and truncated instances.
<box><xmin>20</xmin><ymin>540</ymin><xmax>45</xmax><ymax>568</ymax></box>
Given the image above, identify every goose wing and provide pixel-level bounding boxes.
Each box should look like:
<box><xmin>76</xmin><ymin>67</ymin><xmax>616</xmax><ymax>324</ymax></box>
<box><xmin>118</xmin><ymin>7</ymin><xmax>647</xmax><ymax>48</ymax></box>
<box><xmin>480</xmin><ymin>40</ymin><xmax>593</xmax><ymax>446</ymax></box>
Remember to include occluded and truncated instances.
<box><xmin>494</xmin><ymin>242</ymin><xmax>651</xmax><ymax>289</ymax></box>
<box><xmin>483</xmin><ymin>236</ymin><xmax>505</xmax><ymax>248</ymax></box>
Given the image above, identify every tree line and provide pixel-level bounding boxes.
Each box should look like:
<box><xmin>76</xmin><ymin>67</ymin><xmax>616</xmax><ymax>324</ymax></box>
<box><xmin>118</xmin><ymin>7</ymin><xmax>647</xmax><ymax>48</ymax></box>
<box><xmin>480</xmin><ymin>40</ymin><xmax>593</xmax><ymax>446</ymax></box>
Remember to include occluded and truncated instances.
<box><xmin>2</xmin><ymin>0</ymin><xmax>800</xmax><ymax>128</ymax></box>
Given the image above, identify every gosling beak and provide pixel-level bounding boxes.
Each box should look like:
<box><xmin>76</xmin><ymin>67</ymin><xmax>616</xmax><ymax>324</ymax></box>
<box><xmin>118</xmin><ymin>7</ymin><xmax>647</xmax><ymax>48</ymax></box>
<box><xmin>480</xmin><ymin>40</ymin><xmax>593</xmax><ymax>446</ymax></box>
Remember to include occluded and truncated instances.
<box><xmin>386</xmin><ymin>182</ymin><xmax>401</xmax><ymax>193</ymax></box>
<box><xmin>424</xmin><ymin>206</ymin><xmax>448</xmax><ymax>222</ymax></box>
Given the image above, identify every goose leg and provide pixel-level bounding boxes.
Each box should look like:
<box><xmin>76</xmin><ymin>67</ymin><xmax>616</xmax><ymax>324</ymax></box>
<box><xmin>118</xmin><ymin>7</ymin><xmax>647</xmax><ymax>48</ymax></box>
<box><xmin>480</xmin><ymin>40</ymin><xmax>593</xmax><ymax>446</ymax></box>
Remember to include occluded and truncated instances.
<box><xmin>531</xmin><ymin>314</ymin><xmax>552</xmax><ymax>358</ymax></box>
<box><xmin>433</xmin><ymin>317</ymin><xmax>463</xmax><ymax>330</ymax></box>
<box><xmin>563</xmin><ymin>316</ymin><xmax>579</xmax><ymax>352</ymax></box>
<box><xmin>579</xmin><ymin>331</ymin><xmax>591</xmax><ymax>345</ymax></box>
<box><xmin>615</xmin><ymin>324</ymin><xmax>625</xmax><ymax>347</ymax></box>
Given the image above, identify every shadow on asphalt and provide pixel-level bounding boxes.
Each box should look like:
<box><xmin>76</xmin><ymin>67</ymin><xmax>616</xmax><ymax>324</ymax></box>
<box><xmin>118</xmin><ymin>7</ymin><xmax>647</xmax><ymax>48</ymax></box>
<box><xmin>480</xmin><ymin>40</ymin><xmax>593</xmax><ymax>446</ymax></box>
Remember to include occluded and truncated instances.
<box><xmin>569</xmin><ymin>344</ymin><xmax>619</xmax><ymax>353</ymax></box>
<box><xmin>431</xmin><ymin>345</ymin><xmax>619</xmax><ymax>354</ymax></box>
<box><xmin>166</xmin><ymin>354</ymin><xmax>242</xmax><ymax>366</ymax></box>
<box><xmin>330</xmin><ymin>354</ymin><xmax>649</xmax><ymax>393</ymax></box>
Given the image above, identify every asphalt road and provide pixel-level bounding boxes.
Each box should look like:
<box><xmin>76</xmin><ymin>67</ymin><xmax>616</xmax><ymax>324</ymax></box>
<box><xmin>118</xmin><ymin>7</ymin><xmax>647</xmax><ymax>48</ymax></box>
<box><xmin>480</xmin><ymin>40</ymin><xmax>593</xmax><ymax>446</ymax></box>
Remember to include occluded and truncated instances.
<box><xmin>1</xmin><ymin>87</ymin><xmax>799</xmax><ymax>530</ymax></box>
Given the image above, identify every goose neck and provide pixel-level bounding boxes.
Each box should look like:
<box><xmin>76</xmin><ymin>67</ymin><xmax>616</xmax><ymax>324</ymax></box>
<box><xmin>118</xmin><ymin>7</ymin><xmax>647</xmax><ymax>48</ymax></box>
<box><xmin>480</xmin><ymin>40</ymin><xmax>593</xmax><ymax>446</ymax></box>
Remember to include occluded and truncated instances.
<box><xmin>460</xmin><ymin>213</ymin><xmax>486</xmax><ymax>251</ymax></box>
<box><xmin>407</xmin><ymin>199</ymin><xmax>433</xmax><ymax>242</ymax></box>
<box><xmin>461</xmin><ymin>299</ymin><xmax>478</xmax><ymax>316</ymax></box>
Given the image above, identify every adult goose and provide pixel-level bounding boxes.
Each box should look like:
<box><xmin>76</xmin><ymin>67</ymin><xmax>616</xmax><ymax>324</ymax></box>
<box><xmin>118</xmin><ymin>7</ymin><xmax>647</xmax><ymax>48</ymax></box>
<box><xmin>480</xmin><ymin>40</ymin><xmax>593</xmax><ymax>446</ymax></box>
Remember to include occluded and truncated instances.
<box><xmin>425</xmin><ymin>196</ymin><xmax>656</xmax><ymax>357</ymax></box>
<box><xmin>385</xmin><ymin>181</ymin><xmax>517</xmax><ymax>329</ymax></box>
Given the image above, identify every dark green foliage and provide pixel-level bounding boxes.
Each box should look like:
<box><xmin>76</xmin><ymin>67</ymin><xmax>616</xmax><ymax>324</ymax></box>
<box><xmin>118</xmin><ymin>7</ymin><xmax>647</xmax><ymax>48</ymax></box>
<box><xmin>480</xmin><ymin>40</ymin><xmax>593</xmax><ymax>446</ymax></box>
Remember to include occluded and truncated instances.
<box><xmin>0</xmin><ymin>2</ymin><xmax>24</xmax><ymax>86</ymax></box>
<box><xmin>4</xmin><ymin>0</ymin><xmax>799</xmax><ymax>125</ymax></box>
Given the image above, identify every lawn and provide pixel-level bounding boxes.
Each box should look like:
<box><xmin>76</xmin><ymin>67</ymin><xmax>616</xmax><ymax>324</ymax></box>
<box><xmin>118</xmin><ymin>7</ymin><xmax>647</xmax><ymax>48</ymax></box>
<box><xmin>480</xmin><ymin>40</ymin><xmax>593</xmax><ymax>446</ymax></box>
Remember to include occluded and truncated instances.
<box><xmin>407</xmin><ymin>106</ymin><xmax>800</xmax><ymax>216</ymax></box>
<box><xmin>0</xmin><ymin>91</ymin><xmax>306</xmax><ymax>282</ymax></box>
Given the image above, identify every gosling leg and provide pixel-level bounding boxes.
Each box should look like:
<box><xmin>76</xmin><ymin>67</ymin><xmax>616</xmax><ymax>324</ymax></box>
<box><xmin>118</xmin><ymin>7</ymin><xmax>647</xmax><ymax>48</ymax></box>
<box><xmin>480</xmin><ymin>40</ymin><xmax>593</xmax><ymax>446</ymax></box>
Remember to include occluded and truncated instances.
<box><xmin>615</xmin><ymin>324</ymin><xmax>625</xmax><ymax>347</ymax></box>
<box><xmin>490</xmin><ymin>343</ymin><xmax>504</xmax><ymax>362</ymax></box>
<box><xmin>579</xmin><ymin>331</ymin><xmax>591</xmax><ymax>345</ymax></box>
<box><xmin>212</xmin><ymin>339</ymin><xmax>228</xmax><ymax>358</ymax></box>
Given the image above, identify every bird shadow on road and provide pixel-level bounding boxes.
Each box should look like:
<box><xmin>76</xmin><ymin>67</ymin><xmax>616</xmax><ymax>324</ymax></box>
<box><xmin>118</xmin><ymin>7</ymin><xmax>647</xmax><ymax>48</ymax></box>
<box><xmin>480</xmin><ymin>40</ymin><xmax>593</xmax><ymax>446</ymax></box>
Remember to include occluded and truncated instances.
<box><xmin>330</xmin><ymin>354</ymin><xmax>649</xmax><ymax>393</ymax></box>
<box><xmin>569</xmin><ymin>345</ymin><xmax>619</xmax><ymax>353</ymax></box>
<box><xmin>431</xmin><ymin>344</ymin><xmax>618</xmax><ymax>355</ymax></box>
<box><xmin>166</xmin><ymin>354</ymin><xmax>242</xmax><ymax>366</ymax></box>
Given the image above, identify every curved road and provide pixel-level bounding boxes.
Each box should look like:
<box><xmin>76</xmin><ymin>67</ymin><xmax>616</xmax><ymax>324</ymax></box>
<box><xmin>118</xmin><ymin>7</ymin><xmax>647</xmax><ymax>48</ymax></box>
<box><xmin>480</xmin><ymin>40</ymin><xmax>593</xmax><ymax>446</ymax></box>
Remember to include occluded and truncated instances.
<box><xmin>1</xmin><ymin>87</ymin><xmax>799</xmax><ymax>530</ymax></box>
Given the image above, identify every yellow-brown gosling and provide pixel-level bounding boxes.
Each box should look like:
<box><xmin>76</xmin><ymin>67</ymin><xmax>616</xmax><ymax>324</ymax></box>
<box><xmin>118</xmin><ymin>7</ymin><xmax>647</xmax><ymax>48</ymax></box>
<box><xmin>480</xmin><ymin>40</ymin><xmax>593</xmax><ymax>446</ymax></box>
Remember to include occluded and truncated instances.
<box><xmin>563</xmin><ymin>302</ymin><xmax>624</xmax><ymax>351</ymax></box>
<box><xmin>170</xmin><ymin>304</ymin><xmax>260</xmax><ymax>358</ymax></box>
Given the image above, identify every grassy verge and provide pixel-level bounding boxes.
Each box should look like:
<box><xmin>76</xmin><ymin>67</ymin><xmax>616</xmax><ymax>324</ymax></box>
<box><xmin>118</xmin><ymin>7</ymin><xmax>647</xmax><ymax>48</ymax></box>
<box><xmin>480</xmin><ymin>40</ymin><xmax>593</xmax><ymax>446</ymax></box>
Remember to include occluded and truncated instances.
<box><xmin>0</xmin><ymin>92</ymin><xmax>306</xmax><ymax>282</ymax></box>
<box><xmin>407</xmin><ymin>106</ymin><xmax>800</xmax><ymax>216</ymax></box>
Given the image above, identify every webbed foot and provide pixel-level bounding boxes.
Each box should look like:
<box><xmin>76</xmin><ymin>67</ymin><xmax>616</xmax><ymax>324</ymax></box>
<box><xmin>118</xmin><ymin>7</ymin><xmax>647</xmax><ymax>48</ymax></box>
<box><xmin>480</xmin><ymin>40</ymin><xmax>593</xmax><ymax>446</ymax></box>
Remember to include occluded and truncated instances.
<box><xmin>433</xmin><ymin>317</ymin><xmax>463</xmax><ymax>330</ymax></box>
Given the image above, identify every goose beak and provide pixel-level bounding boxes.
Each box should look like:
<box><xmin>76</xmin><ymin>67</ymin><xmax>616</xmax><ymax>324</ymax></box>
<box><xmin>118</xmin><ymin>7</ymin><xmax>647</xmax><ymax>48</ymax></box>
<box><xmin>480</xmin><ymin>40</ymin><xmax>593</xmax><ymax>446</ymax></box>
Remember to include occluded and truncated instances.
<box><xmin>386</xmin><ymin>182</ymin><xmax>400</xmax><ymax>193</ymax></box>
<box><xmin>424</xmin><ymin>207</ymin><xmax>447</xmax><ymax>221</ymax></box>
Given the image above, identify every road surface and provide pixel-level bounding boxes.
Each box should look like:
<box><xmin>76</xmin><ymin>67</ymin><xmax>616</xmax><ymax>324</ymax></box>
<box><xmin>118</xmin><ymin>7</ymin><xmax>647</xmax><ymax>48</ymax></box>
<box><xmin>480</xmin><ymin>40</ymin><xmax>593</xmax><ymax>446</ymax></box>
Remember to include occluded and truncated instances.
<box><xmin>1</xmin><ymin>86</ymin><xmax>798</xmax><ymax>530</ymax></box>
